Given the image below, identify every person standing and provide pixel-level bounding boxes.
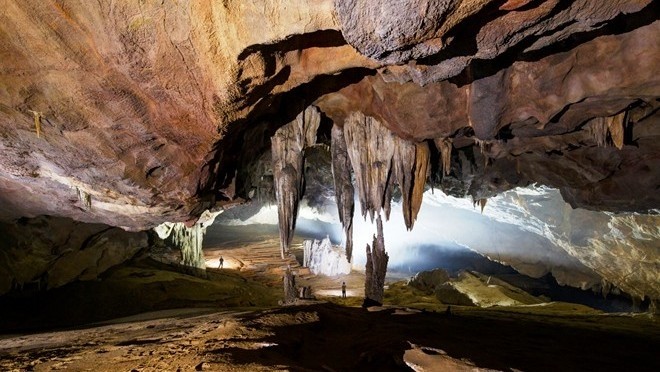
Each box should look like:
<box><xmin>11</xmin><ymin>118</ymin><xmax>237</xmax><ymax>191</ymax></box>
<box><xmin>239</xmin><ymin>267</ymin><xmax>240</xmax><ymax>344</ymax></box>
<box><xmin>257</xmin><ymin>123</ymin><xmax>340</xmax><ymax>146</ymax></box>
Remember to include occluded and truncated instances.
<box><xmin>341</xmin><ymin>281</ymin><xmax>347</xmax><ymax>298</ymax></box>
<box><xmin>219</xmin><ymin>256</ymin><xmax>224</xmax><ymax>269</ymax></box>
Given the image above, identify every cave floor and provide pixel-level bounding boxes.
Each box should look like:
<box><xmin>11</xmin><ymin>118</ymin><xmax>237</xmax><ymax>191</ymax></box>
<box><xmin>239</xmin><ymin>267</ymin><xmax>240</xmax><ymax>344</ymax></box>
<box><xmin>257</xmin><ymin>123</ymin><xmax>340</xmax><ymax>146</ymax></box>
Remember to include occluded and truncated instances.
<box><xmin>0</xmin><ymin>301</ymin><xmax>658</xmax><ymax>372</ymax></box>
<box><xmin>0</xmin><ymin>235</ymin><xmax>658</xmax><ymax>371</ymax></box>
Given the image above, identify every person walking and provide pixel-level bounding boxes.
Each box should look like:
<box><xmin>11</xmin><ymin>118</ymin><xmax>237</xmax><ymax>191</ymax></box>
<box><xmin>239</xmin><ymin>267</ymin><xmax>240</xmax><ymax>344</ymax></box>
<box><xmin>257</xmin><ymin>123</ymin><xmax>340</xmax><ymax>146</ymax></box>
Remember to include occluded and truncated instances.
<box><xmin>341</xmin><ymin>281</ymin><xmax>347</xmax><ymax>298</ymax></box>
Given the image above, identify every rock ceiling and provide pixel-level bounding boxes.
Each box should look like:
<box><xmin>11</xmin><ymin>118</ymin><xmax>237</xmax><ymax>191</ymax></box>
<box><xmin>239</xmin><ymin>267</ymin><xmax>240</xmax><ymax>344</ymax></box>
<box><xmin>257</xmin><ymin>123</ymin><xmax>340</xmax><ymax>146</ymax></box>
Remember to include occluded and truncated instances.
<box><xmin>0</xmin><ymin>2</ymin><xmax>658</xmax><ymax>296</ymax></box>
<box><xmin>0</xmin><ymin>0</ymin><xmax>657</xmax><ymax>229</ymax></box>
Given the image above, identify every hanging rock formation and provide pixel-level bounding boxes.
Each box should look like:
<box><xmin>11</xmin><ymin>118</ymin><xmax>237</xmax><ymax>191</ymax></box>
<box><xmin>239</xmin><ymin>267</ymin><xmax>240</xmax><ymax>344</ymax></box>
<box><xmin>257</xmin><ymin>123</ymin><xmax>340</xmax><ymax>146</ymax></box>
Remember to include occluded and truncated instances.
<box><xmin>153</xmin><ymin>210</ymin><xmax>221</xmax><ymax>270</ymax></box>
<box><xmin>0</xmin><ymin>1</ymin><xmax>658</xmax><ymax>303</ymax></box>
<box><xmin>343</xmin><ymin>112</ymin><xmax>430</xmax><ymax>229</ymax></box>
<box><xmin>331</xmin><ymin>125</ymin><xmax>355</xmax><ymax>261</ymax></box>
<box><xmin>364</xmin><ymin>215</ymin><xmax>389</xmax><ymax>306</ymax></box>
<box><xmin>271</xmin><ymin>106</ymin><xmax>321</xmax><ymax>258</ymax></box>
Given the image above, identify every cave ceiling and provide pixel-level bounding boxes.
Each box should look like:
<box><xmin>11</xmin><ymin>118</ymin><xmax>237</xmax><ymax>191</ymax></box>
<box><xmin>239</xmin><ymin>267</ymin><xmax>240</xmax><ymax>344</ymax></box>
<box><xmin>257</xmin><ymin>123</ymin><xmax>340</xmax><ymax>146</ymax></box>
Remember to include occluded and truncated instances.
<box><xmin>0</xmin><ymin>0</ymin><xmax>658</xmax><ymax>231</ymax></box>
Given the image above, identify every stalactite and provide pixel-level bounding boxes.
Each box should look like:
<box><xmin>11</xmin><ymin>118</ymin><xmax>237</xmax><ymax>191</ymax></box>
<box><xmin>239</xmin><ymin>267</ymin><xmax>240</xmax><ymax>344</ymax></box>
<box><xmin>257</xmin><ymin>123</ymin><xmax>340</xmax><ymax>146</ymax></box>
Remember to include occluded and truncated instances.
<box><xmin>474</xmin><ymin>139</ymin><xmax>490</xmax><ymax>167</ymax></box>
<box><xmin>331</xmin><ymin>124</ymin><xmax>355</xmax><ymax>262</ymax></box>
<box><xmin>343</xmin><ymin>111</ymin><xmax>428</xmax><ymax>229</ymax></box>
<box><xmin>607</xmin><ymin>112</ymin><xmax>626</xmax><ymax>150</ymax></box>
<box><xmin>170</xmin><ymin>223</ymin><xmax>206</xmax><ymax>269</ymax></box>
<box><xmin>154</xmin><ymin>211</ymin><xmax>222</xmax><ymax>271</ymax></box>
<box><xmin>472</xmin><ymin>198</ymin><xmax>488</xmax><ymax>214</ymax></box>
<box><xmin>364</xmin><ymin>215</ymin><xmax>388</xmax><ymax>306</ymax></box>
<box><xmin>435</xmin><ymin>137</ymin><xmax>452</xmax><ymax>176</ymax></box>
<box><xmin>411</xmin><ymin>142</ymin><xmax>430</xmax><ymax>227</ymax></box>
<box><xmin>393</xmin><ymin>140</ymin><xmax>430</xmax><ymax>230</ymax></box>
<box><xmin>272</xmin><ymin>106</ymin><xmax>321</xmax><ymax>258</ymax></box>
<box><xmin>343</xmin><ymin>112</ymin><xmax>395</xmax><ymax>221</ymax></box>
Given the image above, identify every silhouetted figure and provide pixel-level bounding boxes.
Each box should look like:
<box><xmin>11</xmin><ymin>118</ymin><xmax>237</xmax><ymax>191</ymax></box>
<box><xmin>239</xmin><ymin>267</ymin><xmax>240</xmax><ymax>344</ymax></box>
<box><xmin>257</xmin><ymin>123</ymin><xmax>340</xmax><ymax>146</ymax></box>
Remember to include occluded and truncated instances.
<box><xmin>219</xmin><ymin>256</ymin><xmax>224</xmax><ymax>269</ymax></box>
<box><xmin>445</xmin><ymin>305</ymin><xmax>452</xmax><ymax>316</ymax></box>
<box><xmin>341</xmin><ymin>281</ymin><xmax>347</xmax><ymax>298</ymax></box>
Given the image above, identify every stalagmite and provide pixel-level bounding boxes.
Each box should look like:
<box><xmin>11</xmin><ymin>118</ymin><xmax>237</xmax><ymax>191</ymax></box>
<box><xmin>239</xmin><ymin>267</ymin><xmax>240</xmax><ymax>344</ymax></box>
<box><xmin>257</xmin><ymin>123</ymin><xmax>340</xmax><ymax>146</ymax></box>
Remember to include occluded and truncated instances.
<box><xmin>343</xmin><ymin>111</ymin><xmax>429</xmax><ymax>229</ymax></box>
<box><xmin>435</xmin><ymin>138</ymin><xmax>453</xmax><ymax>176</ymax></box>
<box><xmin>364</xmin><ymin>215</ymin><xmax>389</xmax><ymax>306</ymax></box>
<box><xmin>331</xmin><ymin>125</ymin><xmax>355</xmax><ymax>261</ymax></box>
<box><xmin>344</xmin><ymin>112</ymin><xmax>395</xmax><ymax>221</ymax></box>
<box><xmin>272</xmin><ymin>106</ymin><xmax>321</xmax><ymax>258</ymax></box>
<box><xmin>607</xmin><ymin>112</ymin><xmax>626</xmax><ymax>150</ymax></box>
<box><xmin>282</xmin><ymin>266</ymin><xmax>297</xmax><ymax>305</ymax></box>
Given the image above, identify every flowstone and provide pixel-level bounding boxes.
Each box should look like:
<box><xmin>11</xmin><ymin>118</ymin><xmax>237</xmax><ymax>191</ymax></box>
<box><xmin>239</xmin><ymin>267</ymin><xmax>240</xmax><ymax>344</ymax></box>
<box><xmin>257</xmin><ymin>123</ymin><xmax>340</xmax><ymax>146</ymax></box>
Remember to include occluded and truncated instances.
<box><xmin>303</xmin><ymin>236</ymin><xmax>352</xmax><ymax>276</ymax></box>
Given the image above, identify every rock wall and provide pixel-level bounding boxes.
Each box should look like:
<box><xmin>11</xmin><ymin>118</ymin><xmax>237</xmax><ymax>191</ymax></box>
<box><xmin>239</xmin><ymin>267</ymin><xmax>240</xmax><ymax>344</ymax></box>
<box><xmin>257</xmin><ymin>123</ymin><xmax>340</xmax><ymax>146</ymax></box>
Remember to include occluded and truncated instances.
<box><xmin>0</xmin><ymin>216</ymin><xmax>147</xmax><ymax>295</ymax></box>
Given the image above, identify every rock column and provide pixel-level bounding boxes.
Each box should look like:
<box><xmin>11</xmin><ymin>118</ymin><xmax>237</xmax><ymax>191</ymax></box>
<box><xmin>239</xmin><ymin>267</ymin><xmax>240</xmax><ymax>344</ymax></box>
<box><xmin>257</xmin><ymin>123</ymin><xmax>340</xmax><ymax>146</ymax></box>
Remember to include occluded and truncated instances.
<box><xmin>331</xmin><ymin>124</ymin><xmax>355</xmax><ymax>261</ymax></box>
<box><xmin>271</xmin><ymin>106</ymin><xmax>321</xmax><ymax>258</ymax></box>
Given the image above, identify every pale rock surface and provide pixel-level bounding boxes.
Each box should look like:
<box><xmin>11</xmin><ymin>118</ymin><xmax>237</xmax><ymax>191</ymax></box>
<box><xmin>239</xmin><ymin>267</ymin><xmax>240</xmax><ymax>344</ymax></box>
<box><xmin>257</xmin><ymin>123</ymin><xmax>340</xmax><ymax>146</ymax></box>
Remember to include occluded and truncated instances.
<box><xmin>302</xmin><ymin>236</ymin><xmax>351</xmax><ymax>276</ymax></box>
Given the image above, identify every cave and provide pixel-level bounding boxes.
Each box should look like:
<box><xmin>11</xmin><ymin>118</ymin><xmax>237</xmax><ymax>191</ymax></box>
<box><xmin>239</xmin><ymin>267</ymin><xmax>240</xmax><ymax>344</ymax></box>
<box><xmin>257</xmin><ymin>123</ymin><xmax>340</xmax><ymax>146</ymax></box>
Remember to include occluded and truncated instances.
<box><xmin>0</xmin><ymin>1</ymin><xmax>658</xmax><ymax>371</ymax></box>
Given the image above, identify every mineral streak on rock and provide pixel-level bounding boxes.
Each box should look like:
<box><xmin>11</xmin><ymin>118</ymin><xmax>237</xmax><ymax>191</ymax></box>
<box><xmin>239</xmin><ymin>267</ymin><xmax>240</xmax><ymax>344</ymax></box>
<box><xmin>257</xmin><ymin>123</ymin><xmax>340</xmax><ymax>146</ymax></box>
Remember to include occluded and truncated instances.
<box><xmin>272</xmin><ymin>106</ymin><xmax>321</xmax><ymax>258</ymax></box>
<box><xmin>364</xmin><ymin>215</ymin><xmax>389</xmax><ymax>306</ymax></box>
<box><xmin>331</xmin><ymin>124</ymin><xmax>355</xmax><ymax>261</ymax></box>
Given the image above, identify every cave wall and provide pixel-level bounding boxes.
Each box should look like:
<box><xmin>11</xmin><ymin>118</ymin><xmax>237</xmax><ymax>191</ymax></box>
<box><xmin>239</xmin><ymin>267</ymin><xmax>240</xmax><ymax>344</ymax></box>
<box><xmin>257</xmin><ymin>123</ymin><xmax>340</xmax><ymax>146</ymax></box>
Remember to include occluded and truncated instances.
<box><xmin>0</xmin><ymin>216</ymin><xmax>147</xmax><ymax>295</ymax></box>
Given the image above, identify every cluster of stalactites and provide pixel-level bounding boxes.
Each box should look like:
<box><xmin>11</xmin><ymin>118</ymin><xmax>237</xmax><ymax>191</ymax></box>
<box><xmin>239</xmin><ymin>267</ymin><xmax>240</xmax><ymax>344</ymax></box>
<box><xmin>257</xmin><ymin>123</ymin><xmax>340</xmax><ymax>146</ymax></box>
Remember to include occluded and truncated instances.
<box><xmin>154</xmin><ymin>211</ymin><xmax>222</xmax><ymax>270</ymax></box>
<box><xmin>435</xmin><ymin>137</ymin><xmax>453</xmax><ymax>176</ymax></box>
<box><xmin>342</xmin><ymin>112</ymin><xmax>430</xmax><ymax>230</ymax></box>
<box><xmin>364</xmin><ymin>215</ymin><xmax>388</xmax><ymax>306</ymax></box>
<box><xmin>271</xmin><ymin>106</ymin><xmax>321</xmax><ymax>258</ymax></box>
<box><xmin>588</xmin><ymin>111</ymin><xmax>626</xmax><ymax>149</ymax></box>
<box><xmin>154</xmin><ymin>222</ymin><xmax>206</xmax><ymax>269</ymax></box>
<box><xmin>331</xmin><ymin>125</ymin><xmax>355</xmax><ymax>262</ymax></box>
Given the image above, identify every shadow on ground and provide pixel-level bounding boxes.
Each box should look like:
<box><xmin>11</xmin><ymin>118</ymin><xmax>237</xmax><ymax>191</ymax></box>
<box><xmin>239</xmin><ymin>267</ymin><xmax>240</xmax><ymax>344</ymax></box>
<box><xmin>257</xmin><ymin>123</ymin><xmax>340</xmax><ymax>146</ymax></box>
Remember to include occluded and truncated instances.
<box><xmin>216</xmin><ymin>303</ymin><xmax>659</xmax><ymax>372</ymax></box>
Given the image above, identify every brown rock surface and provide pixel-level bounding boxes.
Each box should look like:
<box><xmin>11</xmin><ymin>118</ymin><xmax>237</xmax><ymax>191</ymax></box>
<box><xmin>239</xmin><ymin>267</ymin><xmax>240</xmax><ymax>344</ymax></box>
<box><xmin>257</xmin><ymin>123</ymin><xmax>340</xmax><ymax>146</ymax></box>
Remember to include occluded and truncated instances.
<box><xmin>0</xmin><ymin>0</ymin><xmax>658</xmax><ymax>300</ymax></box>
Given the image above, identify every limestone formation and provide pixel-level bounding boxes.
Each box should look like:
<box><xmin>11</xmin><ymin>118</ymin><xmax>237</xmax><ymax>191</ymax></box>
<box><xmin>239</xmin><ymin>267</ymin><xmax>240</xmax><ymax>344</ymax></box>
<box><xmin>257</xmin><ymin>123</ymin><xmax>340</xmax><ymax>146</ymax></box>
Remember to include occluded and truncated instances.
<box><xmin>302</xmin><ymin>237</ymin><xmax>352</xmax><ymax>276</ymax></box>
<box><xmin>331</xmin><ymin>125</ymin><xmax>355</xmax><ymax>261</ymax></box>
<box><xmin>435</xmin><ymin>138</ymin><xmax>453</xmax><ymax>176</ymax></box>
<box><xmin>271</xmin><ymin>106</ymin><xmax>321</xmax><ymax>258</ymax></box>
<box><xmin>282</xmin><ymin>266</ymin><xmax>297</xmax><ymax>305</ymax></box>
<box><xmin>154</xmin><ymin>210</ymin><xmax>222</xmax><ymax>270</ymax></box>
<box><xmin>0</xmin><ymin>0</ymin><xmax>658</xmax><ymax>304</ymax></box>
<box><xmin>364</xmin><ymin>216</ymin><xmax>389</xmax><ymax>306</ymax></box>
<box><xmin>343</xmin><ymin>112</ymin><xmax>431</xmax><ymax>229</ymax></box>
